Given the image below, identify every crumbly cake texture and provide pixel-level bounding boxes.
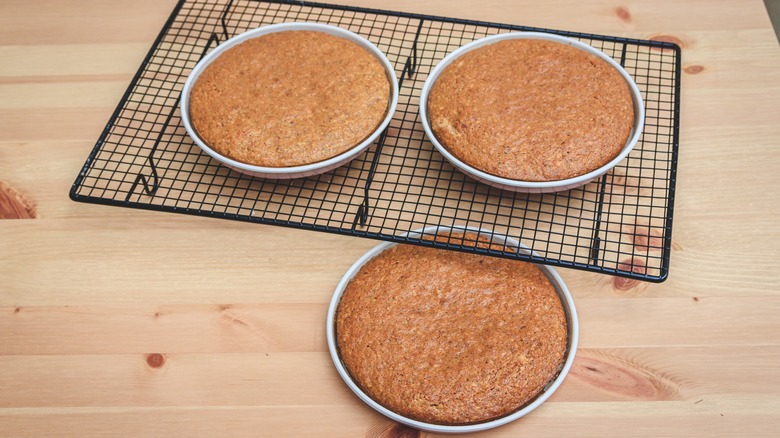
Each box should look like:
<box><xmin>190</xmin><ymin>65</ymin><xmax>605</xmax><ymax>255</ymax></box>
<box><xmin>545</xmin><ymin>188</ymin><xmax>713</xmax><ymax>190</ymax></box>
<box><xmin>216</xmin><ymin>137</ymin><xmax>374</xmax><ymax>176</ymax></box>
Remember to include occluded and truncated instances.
<box><xmin>427</xmin><ymin>38</ymin><xmax>635</xmax><ymax>182</ymax></box>
<box><xmin>189</xmin><ymin>30</ymin><xmax>390</xmax><ymax>167</ymax></box>
<box><xmin>335</xmin><ymin>232</ymin><xmax>568</xmax><ymax>425</ymax></box>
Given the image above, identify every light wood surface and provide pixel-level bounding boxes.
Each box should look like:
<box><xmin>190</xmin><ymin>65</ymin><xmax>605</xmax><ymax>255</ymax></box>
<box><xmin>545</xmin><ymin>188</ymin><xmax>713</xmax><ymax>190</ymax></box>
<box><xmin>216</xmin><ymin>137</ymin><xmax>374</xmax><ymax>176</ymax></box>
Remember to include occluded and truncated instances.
<box><xmin>2</xmin><ymin>0</ymin><xmax>780</xmax><ymax>436</ymax></box>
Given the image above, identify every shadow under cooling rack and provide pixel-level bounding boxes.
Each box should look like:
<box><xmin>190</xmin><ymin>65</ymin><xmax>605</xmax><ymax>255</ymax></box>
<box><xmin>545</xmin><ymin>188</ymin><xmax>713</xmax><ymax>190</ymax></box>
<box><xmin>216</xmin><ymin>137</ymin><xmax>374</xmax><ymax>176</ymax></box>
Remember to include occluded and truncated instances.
<box><xmin>70</xmin><ymin>0</ymin><xmax>681</xmax><ymax>282</ymax></box>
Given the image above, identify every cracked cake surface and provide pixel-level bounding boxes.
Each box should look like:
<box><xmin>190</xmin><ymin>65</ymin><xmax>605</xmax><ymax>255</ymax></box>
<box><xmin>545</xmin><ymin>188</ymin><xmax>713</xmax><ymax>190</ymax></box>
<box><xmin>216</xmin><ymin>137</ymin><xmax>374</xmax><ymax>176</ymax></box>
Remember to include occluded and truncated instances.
<box><xmin>427</xmin><ymin>38</ymin><xmax>634</xmax><ymax>181</ymax></box>
<box><xmin>335</xmin><ymin>232</ymin><xmax>568</xmax><ymax>425</ymax></box>
<box><xmin>189</xmin><ymin>30</ymin><xmax>390</xmax><ymax>167</ymax></box>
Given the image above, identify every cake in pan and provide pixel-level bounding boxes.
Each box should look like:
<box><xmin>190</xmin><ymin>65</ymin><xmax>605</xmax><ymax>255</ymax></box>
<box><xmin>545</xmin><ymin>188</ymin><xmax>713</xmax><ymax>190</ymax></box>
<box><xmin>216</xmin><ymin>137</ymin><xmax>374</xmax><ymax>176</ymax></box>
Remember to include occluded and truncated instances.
<box><xmin>189</xmin><ymin>30</ymin><xmax>390</xmax><ymax>167</ymax></box>
<box><xmin>427</xmin><ymin>38</ymin><xmax>634</xmax><ymax>182</ymax></box>
<box><xmin>335</xmin><ymin>232</ymin><xmax>568</xmax><ymax>425</ymax></box>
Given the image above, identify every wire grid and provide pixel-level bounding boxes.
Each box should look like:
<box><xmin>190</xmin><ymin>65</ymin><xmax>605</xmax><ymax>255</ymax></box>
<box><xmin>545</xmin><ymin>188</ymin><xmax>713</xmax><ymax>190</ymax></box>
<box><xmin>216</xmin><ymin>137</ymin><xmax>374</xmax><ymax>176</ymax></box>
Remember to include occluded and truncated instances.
<box><xmin>70</xmin><ymin>0</ymin><xmax>681</xmax><ymax>281</ymax></box>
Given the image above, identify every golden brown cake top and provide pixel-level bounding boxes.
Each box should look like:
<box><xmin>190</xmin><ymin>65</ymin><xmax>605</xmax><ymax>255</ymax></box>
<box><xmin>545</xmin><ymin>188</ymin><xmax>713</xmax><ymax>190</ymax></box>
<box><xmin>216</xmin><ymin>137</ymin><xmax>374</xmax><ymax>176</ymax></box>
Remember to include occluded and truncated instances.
<box><xmin>335</xmin><ymin>232</ymin><xmax>568</xmax><ymax>425</ymax></box>
<box><xmin>189</xmin><ymin>30</ymin><xmax>390</xmax><ymax>167</ymax></box>
<box><xmin>427</xmin><ymin>38</ymin><xmax>635</xmax><ymax>181</ymax></box>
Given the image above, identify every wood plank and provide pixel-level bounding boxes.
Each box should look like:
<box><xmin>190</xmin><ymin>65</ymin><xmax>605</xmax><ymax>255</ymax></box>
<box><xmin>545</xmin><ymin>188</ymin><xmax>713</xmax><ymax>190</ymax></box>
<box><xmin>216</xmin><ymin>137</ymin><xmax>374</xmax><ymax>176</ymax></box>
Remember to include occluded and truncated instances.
<box><xmin>0</xmin><ymin>218</ymin><xmax>378</xmax><ymax>306</ymax></box>
<box><xmin>0</xmin><ymin>44</ymin><xmax>150</xmax><ymax>80</ymax></box>
<box><xmin>0</xmin><ymin>304</ymin><xmax>330</xmax><ymax>355</ymax></box>
<box><xmin>328</xmin><ymin>0</ymin><xmax>775</xmax><ymax>34</ymax></box>
<box><xmin>0</xmin><ymin>405</ymin><xmax>404</xmax><ymax>438</ymax></box>
<box><xmin>1</xmin><ymin>297</ymin><xmax>778</xmax><ymax>356</ymax></box>
<box><xmin>0</xmin><ymin>352</ymin><xmax>358</xmax><ymax>408</ymax></box>
<box><xmin>0</xmin><ymin>348</ymin><xmax>777</xmax><ymax>408</ymax></box>
<box><xmin>0</xmin><ymin>0</ymin><xmax>178</xmax><ymax>46</ymax></box>
<box><xmin>0</xmin><ymin>399</ymin><xmax>777</xmax><ymax>437</ymax></box>
<box><xmin>0</xmin><ymin>108</ymin><xmax>115</xmax><ymax>142</ymax></box>
<box><xmin>0</xmin><ymin>82</ymin><xmax>132</xmax><ymax>109</ymax></box>
<box><xmin>1</xmin><ymin>217</ymin><xmax>779</xmax><ymax>306</ymax></box>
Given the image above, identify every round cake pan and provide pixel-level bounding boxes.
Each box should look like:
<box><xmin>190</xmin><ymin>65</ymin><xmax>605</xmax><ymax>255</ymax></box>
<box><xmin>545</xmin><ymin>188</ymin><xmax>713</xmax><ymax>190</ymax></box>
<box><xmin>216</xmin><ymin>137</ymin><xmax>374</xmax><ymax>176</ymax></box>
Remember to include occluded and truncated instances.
<box><xmin>180</xmin><ymin>22</ymin><xmax>399</xmax><ymax>179</ymax></box>
<box><xmin>419</xmin><ymin>32</ymin><xmax>645</xmax><ymax>193</ymax></box>
<box><xmin>326</xmin><ymin>225</ymin><xmax>579</xmax><ymax>434</ymax></box>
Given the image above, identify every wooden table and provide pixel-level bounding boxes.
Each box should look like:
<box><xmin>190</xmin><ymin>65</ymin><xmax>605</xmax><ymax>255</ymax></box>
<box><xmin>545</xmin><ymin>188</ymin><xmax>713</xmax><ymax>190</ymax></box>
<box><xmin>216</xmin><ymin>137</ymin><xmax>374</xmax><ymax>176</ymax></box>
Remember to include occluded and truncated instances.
<box><xmin>2</xmin><ymin>0</ymin><xmax>779</xmax><ymax>436</ymax></box>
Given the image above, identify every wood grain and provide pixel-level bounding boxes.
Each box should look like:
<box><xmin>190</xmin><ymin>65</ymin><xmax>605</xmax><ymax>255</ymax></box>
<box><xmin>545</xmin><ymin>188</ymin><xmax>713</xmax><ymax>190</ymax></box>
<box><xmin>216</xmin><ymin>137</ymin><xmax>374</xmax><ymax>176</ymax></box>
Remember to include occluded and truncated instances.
<box><xmin>1</xmin><ymin>297</ymin><xmax>778</xmax><ymax>356</ymax></box>
<box><xmin>1</xmin><ymin>347</ymin><xmax>778</xmax><ymax>407</ymax></box>
<box><xmin>1</xmin><ymin>0</ymin><xmax>780</xmax><ymax>436</ymax></box>
<box><xmin>0</xmin><ymin>181</ymin><xmax>37</xmax><ymax>219</ymax></box>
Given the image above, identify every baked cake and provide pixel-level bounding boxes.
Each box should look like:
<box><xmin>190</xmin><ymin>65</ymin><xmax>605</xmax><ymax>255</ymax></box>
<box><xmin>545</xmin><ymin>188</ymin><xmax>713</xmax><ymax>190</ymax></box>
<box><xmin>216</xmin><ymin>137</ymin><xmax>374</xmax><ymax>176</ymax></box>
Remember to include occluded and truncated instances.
<box><xmin>189</xmin><ymin>30</ymin><xmax>390</xmax><ymax>167</ymax></box>
<box><xmin>335</xmin><ymin>232</ymin><xmax>568</xmax><ymax>425</ymax></box>
<box><xmin>427</xmin><ymin>38</ymin><xmax>635</xmax><ymax>181</ymax></box>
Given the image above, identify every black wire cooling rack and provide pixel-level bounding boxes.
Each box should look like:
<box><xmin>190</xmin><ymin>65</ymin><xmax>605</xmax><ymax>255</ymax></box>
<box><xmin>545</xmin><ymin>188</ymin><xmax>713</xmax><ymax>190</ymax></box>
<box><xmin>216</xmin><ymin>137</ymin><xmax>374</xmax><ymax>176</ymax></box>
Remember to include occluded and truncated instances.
<box><xmin>70</xmin><ymin>0</ymin><xmax>681</xmax><ymax>282</ymax></box>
